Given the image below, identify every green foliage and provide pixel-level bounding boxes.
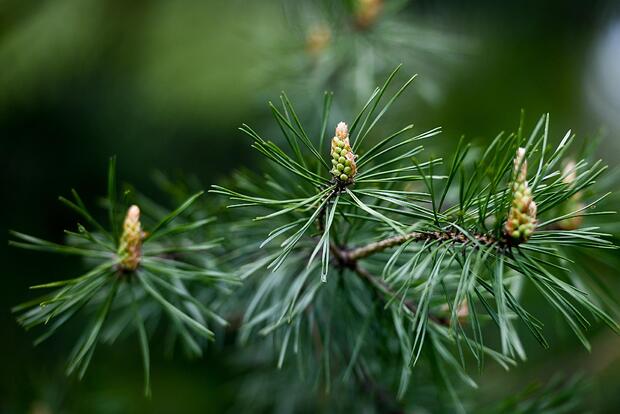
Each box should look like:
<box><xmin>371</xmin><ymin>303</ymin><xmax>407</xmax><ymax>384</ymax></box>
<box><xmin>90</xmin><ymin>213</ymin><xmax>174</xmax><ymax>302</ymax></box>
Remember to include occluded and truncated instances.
<box><xmin>267</xmin><ymin>0</ymin><xmax>472</xmax><ymax>106</ymax></box>
<box><xmin>212</xmin><ymin>67</ymin><xmax>618</xmax><ymax>411</ymax></box>
<box><xmin>10</xmin><ymin>158</ymin><xmax>235</xmax><ymax>397</ymax></box>
<box><xmin>10</xmin><ymin>68</ymin><xmax>619</xmax><ymax>412</ymax></box>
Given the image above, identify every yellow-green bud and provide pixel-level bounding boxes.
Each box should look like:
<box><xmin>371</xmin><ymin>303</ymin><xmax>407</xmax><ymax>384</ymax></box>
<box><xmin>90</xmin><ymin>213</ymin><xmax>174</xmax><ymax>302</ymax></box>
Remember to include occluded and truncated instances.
<box><xmin>439</xmin><ymin>299</ymin><xmax>470</xmax><ymax>326</ymax></box>
<box><xmin>354</xmin><ymin>0</ymin><xmax>383</xmax><ymax>29</ymax></box>
<box><xmin>118</xmin><ymin>205</ymin><xmax>144</xmax><ymax>271</ymax></box>
<box><xmin>505</xmin><ymin>148</ymin><xmax>537</xmax><ymax>243</ymax></box>
<box><xmin>306</xmin><ymin>24</ymin><xmax>331</xmax><ymax>57</ymax></box>
<box><xmin>330</xmin><ymin>122</ymin><xmax>357</xmax><ymax>183</ymax></box>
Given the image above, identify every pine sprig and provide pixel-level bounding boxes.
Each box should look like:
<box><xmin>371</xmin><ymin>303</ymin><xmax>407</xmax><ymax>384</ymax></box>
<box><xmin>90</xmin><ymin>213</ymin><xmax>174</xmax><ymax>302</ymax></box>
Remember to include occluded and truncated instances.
<box><xmin>211</xmin><ymin>66</ymin><xmax>442</xmax><ymax>279</ymax></box>
<box><xmin>10</xmin><ymin>158</ymin><xmax>235</xmax><ymax>396</ymax></box>
<box><xmin>212</xmin><ymin>68</ymin><xmax>619</xmax><ymax>410</ymax></box>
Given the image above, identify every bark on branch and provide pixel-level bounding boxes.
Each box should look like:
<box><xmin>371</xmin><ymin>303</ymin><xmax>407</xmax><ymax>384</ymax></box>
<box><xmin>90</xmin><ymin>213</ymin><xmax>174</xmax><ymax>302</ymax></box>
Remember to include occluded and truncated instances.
<box><xmin>343</xmin><ymin>230</ymin><xmax>497</xmax><ymax>262</ymax></box>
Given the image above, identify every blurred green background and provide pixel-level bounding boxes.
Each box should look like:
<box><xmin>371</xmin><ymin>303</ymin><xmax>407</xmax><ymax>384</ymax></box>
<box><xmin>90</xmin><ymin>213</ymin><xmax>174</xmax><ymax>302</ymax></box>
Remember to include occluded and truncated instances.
<box><xmin>3</xmin><ymin>0</ymin><xmax>620</xmax><ymax>412</ymax></box>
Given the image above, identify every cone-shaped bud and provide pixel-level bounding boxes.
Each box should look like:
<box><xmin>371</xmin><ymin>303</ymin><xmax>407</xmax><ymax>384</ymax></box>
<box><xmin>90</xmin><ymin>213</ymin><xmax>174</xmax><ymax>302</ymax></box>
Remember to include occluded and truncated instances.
<box><xmin>558</xmin><ymin>161</ymin><xmax>583</xmax><ymax>230</ymax></box>
<box><xmin>505</xmin><ymin>148</ymin><xmax>537</xmax><ymax>243</ymax></box>
<box><xmin>440</xmin><ymin>299</ymin><xmax>469</xmax><ymax>325</ymax></box>
<box><xmin>118</xmin><ymin>205</ymin><xmax>144</xmax><ymax>271</ymax></box>
<box><xmin>306</xmin><ymin>24</ymin><xmax>331</xmax><ymax>56</ymax></box>
<box><xmin>330</xmin><ymin>122</ymin><xmax>357</xmax><ymax>183</ymax></box>
<box><xmin>354</xmin><ymin>0</ymin><xmax>383</xmax><ymax>29</ymax></box>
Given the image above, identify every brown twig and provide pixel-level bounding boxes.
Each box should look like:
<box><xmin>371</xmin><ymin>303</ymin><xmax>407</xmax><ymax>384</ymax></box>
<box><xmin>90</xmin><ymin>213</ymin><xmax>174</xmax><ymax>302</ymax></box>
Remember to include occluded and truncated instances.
<box><xmin>343</xmin><ymin>230</ymin><xmax>497</xmax><ymax>262</ymax></box>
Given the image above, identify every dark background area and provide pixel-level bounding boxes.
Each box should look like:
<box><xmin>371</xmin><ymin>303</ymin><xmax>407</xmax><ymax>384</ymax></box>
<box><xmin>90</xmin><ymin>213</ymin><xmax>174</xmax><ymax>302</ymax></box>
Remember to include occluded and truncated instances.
<box><xmin>2</xmin><ymin>0</ymin><xmax>620</xmax><ymax>412</ymax></box>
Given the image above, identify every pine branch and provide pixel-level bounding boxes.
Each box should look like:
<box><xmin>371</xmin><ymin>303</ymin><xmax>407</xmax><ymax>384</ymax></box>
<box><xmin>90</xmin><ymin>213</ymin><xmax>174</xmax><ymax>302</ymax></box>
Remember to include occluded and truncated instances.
<box><xmin>10</xmin><ymin>160</ymin><xmax>232</xmax><ymax>393</ymax></box>
<box><xmin>213</xmin><ymin>70</ymin><xmax>618</xmax><ymax>408</ymax></box>
<box><xmin>12</xmin><ymin>64</ymin><xmax>619</xmax><ymax>412</ymax></box>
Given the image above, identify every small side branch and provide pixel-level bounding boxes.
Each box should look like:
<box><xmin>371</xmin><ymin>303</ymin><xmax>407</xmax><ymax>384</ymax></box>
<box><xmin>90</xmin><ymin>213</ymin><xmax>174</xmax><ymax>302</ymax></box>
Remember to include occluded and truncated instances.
<box><xmin>330</xmin><ymin>243</ymin><xmax>449</xmax><ymax>327</ymax></box>
<box><xmin>343</xmin><ymin>230</ymin><xmax>497</xmax><ymax>262</ymax></box>
<box><xmin>354</xmin><ymin>262</ymin><xmax>449</xmax><ymax>326</ymax></box>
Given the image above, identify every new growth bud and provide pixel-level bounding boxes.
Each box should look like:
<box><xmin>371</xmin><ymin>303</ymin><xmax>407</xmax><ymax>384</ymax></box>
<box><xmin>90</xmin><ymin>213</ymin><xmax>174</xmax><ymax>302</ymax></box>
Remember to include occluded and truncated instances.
<box><xmin>331</xmin><ymin>122</ymin><xmax>357</xmax><ymax>184</ymax></box>
<box><xmin>118</xmin><ymin>205</ymin><xmax>144</xmax><ymax>271</ymax></box>
<box><xmin>505</xmin><ymin>148</ymin><xmax>537</xmax><ymax>243</ymax></box>
<box><xmin>440</xmin><ymin>299</ymin><xmax>470</xmax><ymax>325</ymax></box>
<box><xmin>354</xmin><ymin>0</ymin><xmax>383</xmax><ymax>29</ymax></box>
<box><xmin>306</xmin><ymin>24</ymin><xmax>331</xmax><ymax>56</ymax></box>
